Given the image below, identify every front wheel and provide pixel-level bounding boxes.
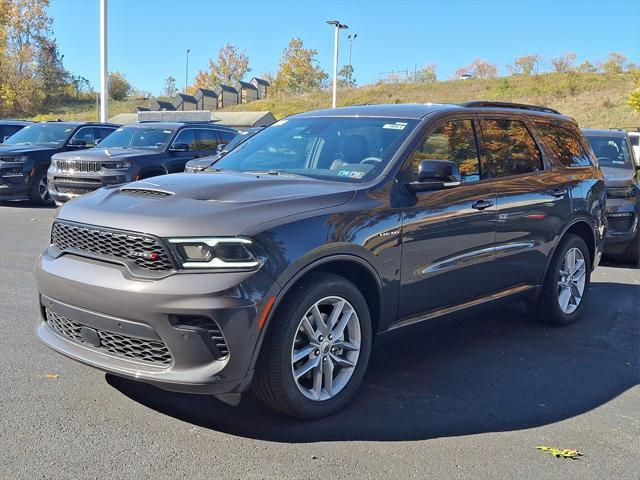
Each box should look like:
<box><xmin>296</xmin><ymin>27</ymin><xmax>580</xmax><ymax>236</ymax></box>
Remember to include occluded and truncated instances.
<box><xmin>530</xmin><ymin>234</ymin><xmax>591</xmax><ymax>326</ymax></box>
<box><xmin>253</xmin><ymin>272</ymin><xmax>372</xmax><ymax>419</ymax></box>
<box><xmin>27</xmin><ymin>168</ymin><xmax>52</xmax><ymax>205</ymax></box>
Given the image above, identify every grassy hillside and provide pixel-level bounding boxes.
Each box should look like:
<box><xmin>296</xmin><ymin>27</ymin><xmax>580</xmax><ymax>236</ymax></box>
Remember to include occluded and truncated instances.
<box><xmin>28</xmin><ymin>73</ymin><xmax>639</xmax><ymax>128</ymax></box>
<box><xmin>226</xmin><ymin>73</ymin><xmax>639</xmax><ymax>128</ymax></box>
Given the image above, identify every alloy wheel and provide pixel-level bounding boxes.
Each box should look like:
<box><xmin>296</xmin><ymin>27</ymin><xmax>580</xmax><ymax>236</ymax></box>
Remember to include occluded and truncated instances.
<box><xmin>290</xmin><ymin>296</ymin><xmax>361</xmax><ymax>401</ymax></box>
<box><xmin>38</xmin><ymin>176</ymin><xmax>50</xmax><ymax>202</ymax></box>
<box><xmin>557</xmin><ymin>247</ymin><xmax>586</xmax><ymax>314</ymax></box>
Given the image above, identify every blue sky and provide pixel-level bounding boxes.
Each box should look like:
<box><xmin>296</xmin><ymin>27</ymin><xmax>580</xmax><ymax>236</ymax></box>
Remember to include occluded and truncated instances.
<box><xmin>50</xmin><ymin>0</ymin><xmax>640</xmax><ymax>95</ymax></box>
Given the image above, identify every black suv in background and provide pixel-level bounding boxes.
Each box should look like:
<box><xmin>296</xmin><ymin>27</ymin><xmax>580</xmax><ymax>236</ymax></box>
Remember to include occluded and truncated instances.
<box><xmin>0</xmin><ymin>120</ymin><xmax>32</xmax><ymax>143</ymax></box>
<box><xmin>0</xmin><ymin>121</ymin><xmax>117</xmax><ymax>204</ymax></box>
<box><xmin>48</xmin><ymin>121</ymin><xmax>237</xmax><ymax>204</ymax></box>
<box><xmin>583</xmin><ymin>129</ymin><xmax>639</xmax><ymax>264</ymax></box>
<box><xmin>184</xmin><ymin>126</ymin><xmax>264</xmax><ymax>173</ymax></box>
<box><xmin>36</xmin><ymin>102</ymin><xmax>605</xmax><ymax>419</ymax></box>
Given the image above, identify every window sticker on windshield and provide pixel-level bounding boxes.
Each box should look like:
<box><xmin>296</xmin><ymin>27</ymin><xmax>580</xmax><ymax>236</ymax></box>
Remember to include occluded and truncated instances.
<box><xmin>272</xmin><ymin>119</ymin><xmax>289</xmax><ymax>126</ymax></box>
<box><xmin>383</xmin><ymin>122</ymin><xmax>407</xmax><ymax>130</ymax></box>
<box><xmin>338</xmin><ymin>170</ymin><xmax>365</xmax><ymax>179</ymax></box>
<box><xmin>163</xmin><ymin>130</ymin><xmax>172</xmax><ymax>134</ymax></box>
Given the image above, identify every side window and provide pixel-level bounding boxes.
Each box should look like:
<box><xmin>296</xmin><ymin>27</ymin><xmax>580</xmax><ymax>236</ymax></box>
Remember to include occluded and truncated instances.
<box><xmin>219</xmin><ymin>130</ymin><xmax>236</xmax><ymax>144</ymax></box>
<box><xmin>411</xmin><ymin>120</ymin><xmax>480</xmax><ymax>182</ymax></box>
<box><xmin>481</xmin><ymin>119</ymin><xmax>542</xmax><ymax>177</ymax></box>
<box><xmin>71</xmin><ymin>127</ymin><xmax>97</xmax><ymax>147</ymax></box>
<box><xmin>533</xmin><ymin>123</ymin><xmax>591</xmax><ymax>167</ymax></box>
<box><xmin>172</xmin><ymin>129</ymin><xmax>198</xmax><ymax>150</ymax></box>
<box><xmin>194</xmin><ymin>129</ymin><xmax>220</xmax><ymax>150</ymax></box>
<box><xmin>94</xmin><ymin>127</ymin><xmax>115</xmax><ymax>144</ymax></box>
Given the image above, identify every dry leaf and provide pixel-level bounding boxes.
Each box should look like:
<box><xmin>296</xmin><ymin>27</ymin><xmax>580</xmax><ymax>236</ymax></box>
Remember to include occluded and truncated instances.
<box><xmin>43</xmin><ymin>373</ymin><xmax>59</xmax><ymax>379</ymax></box>
<box><xmin>537</xmin><ymin>446</ymin><xmax>583</xmax><ymax>459</ymax></box>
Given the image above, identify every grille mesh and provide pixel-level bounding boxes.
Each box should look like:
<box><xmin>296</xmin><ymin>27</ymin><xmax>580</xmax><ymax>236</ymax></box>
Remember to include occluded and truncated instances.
<box><xmin>119</xmin><ymin>188</ymin><xmax>173</xmax><ymax>198</ymax></box>
<box><xmin>55</xmin><ymin>160</ymin><xmax>101</xmax><ymax>172</ymax></box>
<box><xmin>45</xmin><ymin>309</ymin><xmax>172</xmax><ymax>366</ymax></box>
<box><xmin>51</xmin><ymin>221</ymin><xmax>174</xmax><ymax>271</ymax></box>
<box><xmin>171</xmin><ymin>316</ymin><xmax>229</xmax><ymax>358</ymax></box>
<box><xmin>54</xmin><ymin>185</ymin><xmax>100</xmax><ymax>195</ymax></box>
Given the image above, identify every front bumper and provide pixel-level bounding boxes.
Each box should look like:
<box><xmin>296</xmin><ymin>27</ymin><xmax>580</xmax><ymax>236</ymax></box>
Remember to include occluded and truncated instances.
<box><xmin>0</xmin><ymin>161</ymin><xmax>31</xmax><ymax>200</ymax></box>
<box><xmin>603</xmin><ymin>195</ymin><xmax>639</xmax><ymax>253</ymax></box>
<box><xmin>47</xmin><ymin>171</ymin><xmax>129</xmax><ymax>203</ymax></box>
<box><xmin>35</xmin><ymin>249</ymin><xmax>276</xmax><ymax>394</ymax></box>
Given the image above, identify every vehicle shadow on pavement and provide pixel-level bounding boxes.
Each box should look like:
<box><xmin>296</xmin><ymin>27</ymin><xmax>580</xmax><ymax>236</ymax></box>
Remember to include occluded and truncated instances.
<box><xmin>107</xmin><ymin>281</ymin><xmax>639</xmax><ymax>443</ymax></box>
<box><xmin>0</xmin><ymin>201</ymin><xmax>55</xmax><ymax>209</ymax></box>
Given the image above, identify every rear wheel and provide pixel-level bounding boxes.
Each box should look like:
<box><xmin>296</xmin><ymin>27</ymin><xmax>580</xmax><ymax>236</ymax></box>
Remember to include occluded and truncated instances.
<box><xmin>27</xmin><ymin>168</ymin><xmax>52</xmax><ymax>205</ymax></box>
<box><xmin>253</xmin><ymin>272</ymin><xmax>372</xmax><ymax>419</ymax></box>
<box><xmin>530</xmin><ymin>234</ymin><xmax>591</xmax><ymax>326</ymax></box>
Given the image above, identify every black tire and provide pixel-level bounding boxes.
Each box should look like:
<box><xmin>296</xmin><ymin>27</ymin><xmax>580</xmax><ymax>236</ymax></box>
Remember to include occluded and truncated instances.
<box><xmin>27</xmin><ymin>168</ymin><xmax>52</xmax><ymax>205</ymax></box>
<box><xmin>530</xmin><ymin>234</ymin><xmax>591</xmax><ymax>326</ymax></box>
<box><xmin>253</xmin><ymin>272</ymin><xmax>372</xmax><ymax>419</ymax></box>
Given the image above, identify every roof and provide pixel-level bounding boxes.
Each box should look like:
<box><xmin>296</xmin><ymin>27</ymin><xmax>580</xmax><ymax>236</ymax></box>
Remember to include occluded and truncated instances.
<box><xmin>250</xmin><ymin>77</ymin><xmax>270</xmax><ymax>86</ymax></box>
<box><xmin>234</xmin><ymin>80</ymin><xmax>258</xmax><ymax>91</ymax></box>
<box><xmin>0</xmin><ymin>119</ymin><xmax>33</xmax><ymax>126</ymax></box>
<box><xmin>194</xmin><ymin>88</ymin><xmax>217</xmax><ymax>98</ymax></box>
<box><xmin>150</xmin><ymin>99</ymin><xmax>176</xmax><ymax>110</ymax></box>
<box><xmin>173</xmin><ymin>93</ymin><xmax>197</xmax><ymax>104</ymax></box>
<box><xmin>38</xmin><ymin>121</ymin><xmax>118</xmax><ymax>127</ymax></box>
<box><xmin>582</xmin><ymin>128</ymin><xmax>630</xmax><ymax>138</ymax></box>
<box><xmin>210</xmin><ymin>111</ymin><xmax>276</xmax><ymax>128</ymax></box>
<box><xmin>214</xmin><ymin>84</ymin><xmax>238</xmax><ymax>94</ymax></box>
<box><xmin>296</xmin><ymin>103</ymin><xmax>457</xmax><ymax>119</ymax></box>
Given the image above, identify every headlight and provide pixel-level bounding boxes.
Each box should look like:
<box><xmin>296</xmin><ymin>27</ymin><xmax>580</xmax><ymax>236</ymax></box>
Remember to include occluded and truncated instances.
<box><xmin>168</xmin><ymin>237</ymin><xmax>264</xmax><ymax>269</ymax></box>
<box><xmin>14</xmin><ymin>155</ymin><xmax>29</xmax><ymax>163</ymax></box>
<box><xmin>102</xmin><ymin>160</ymin><xmax>132</xmax><ymax>170</ymax></box>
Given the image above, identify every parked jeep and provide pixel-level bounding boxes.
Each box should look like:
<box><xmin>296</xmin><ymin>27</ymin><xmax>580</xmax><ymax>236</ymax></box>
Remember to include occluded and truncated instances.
<box><xmin>184</xmin><ymin>126</ymin><xmax>264</xmax><ymax>173</ymax></box>
<box><xmin>36</xmin><ymin>102</ymin><xmax>605</xmax><ymax>419</ymax></box>
<box><xmin>0</xmin><ymin>121</ymin><xmax>117</xmax><ymax>204</ymax></box>
<box><xmin>0</xmin><ymin>119</ymin><xmax>32</xmax><ymax>143</ymax></box>
<box><xmin>48</xmin><ymin>121</ymin><xmax>237</xmax><ymax>204</ymax></box>
<box><xmin>583</xmin><ymin>129</ymin><xmax>639</xmax><ymax>264</ymax></box>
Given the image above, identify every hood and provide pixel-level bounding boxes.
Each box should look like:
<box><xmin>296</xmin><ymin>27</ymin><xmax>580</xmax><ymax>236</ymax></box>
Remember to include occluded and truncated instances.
<box><xmin>52</xmin><ymin>148</ymin><xmax>160</xmax><ymax>161</ymax></box>
<box><xmin>0</xmin><ymin>144</ymin><xmax>60</xmax><ymax>156</ymax></box>
<box><xmin>600</xmin><ymin>166</ymin><xmax>637</xmax><ymax>187</ymax></box>
<box><xmin>57</xmin><ymin>171</ymin><xmax>356</xmax><ymax>237</ymax></box>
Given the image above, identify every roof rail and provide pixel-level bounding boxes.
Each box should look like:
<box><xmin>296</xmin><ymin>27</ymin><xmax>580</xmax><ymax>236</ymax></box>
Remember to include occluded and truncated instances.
<box><xmin>461</xmin><ymin>101</ymin><xmax>561</xmax><ymax>115</ymax></box>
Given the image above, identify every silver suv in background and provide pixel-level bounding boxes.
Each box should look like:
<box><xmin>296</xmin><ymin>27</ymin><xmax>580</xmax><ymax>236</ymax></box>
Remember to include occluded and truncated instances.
<box><xmin>583</xmin><ymin>129</ymin><xmax>639</xmax><ymax>264</ymax></box>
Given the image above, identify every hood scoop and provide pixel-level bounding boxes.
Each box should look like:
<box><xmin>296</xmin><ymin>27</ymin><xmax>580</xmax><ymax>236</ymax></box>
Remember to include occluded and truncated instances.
<box><xmin>119</xmin><ymin>187</ymin><xmax>174</xmax><ymax>198</ymax></box>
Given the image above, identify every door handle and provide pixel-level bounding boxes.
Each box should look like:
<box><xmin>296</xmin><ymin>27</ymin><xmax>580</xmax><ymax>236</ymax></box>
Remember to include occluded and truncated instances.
<box><xmin>550</xmin><ymin>188</ymin><xmax>567</xmax><ymax>198</ymax></box>
<box><xmin>472</xmin><ymin>199</ymin><xmax>494</xmax><ymax>210</ymax></box>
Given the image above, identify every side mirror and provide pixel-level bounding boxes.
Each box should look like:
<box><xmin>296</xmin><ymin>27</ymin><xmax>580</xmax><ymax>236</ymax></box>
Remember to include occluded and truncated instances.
<box><xmin>216</xmin><ymin>144</ymin><xmax>225</xmax><ymax>152</ymax></box>
<box><xmin>407</xmin><ymin>160</ymin><xmax>461</xmax><ymax>192</ymax></box>
<box><xmin>67</xmin><ymin>139</ymin><xmax>87</xmax><ymax>148</ymax></box>
<box><xmin>169</xmin><ymin>143</ymin><xmax>189</xmax><ymax>152</ymax></box>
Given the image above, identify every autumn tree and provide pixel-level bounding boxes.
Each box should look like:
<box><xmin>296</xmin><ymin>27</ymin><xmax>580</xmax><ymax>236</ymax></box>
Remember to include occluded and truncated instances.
<box><xmin>108</xmin><ymin>71</ymin><xmax>131</xmax><ymax>101</ymax></box>
<box><xmin>274</xmin><ymin>38</ymin><xmax>328</xmax><ymax>94</ymax></box>
<box><xmin>577</xmin><ymin>60</ymin><xmax>598</xmax><ymax>73</ymax></box>
<box><xmin>455</xmin><ymin>59</ymin><xmax>498</xmax><ymax>79</ymax></box>
<box><xmin>163</xmin><ymin>76</ymin><xmax>177</xmax><ymax>97</ymax></box>
<box><xmin>507</xmin><ymin>54</ymin><xmax>543</xmax><ymax>76</ymax></box>
<box><xmin>338</xmin><ymin>64</ymin><xmax>356</xmax><ymax>87</ymax></box>
<box><xmin>629</xmin><ymin>72</ymin><xmax>640</xmax><ymax>113</ymax></box>
<box><xmin>194</xmin><ymin>44</ymin><xmax>250</xmax><ymax>89</ymax></box>
<box><xmin>601</xmin><ymin>52</ymin><xmax>628</xmax><ymax>74</ymax></box>
<box><xmin>551</xmin><ymin>52</ymin><xmax>576</xmax><ymax>73</ymax></box>
<box><xmin>411</xmin><ymin>63</ymin><xmax>437</xmax><ymax>83</ymax></box>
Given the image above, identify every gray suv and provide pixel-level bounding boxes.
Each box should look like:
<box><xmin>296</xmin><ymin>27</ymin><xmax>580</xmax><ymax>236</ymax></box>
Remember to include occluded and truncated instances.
<box><xmin>48</xmin><ymin>121</ymin><xmax>237</xmax><ymax>204</ymax></box>
<box><xmin>36</xmin><ymin>102</ymin><xmax>606</xmax><ymax>419</ymax></box>
<box><xmin>583</xmin><ymin>129</ymin><xmax>639</xmax><ymax>264</ymax></box>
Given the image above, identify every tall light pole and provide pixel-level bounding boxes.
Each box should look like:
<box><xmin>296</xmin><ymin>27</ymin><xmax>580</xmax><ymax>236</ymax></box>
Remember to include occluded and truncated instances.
<box><xmin>347</xmin><ymin>33</ymin><xmax>357</xmax><ymax>86</ymax></box>
<box><xmin>185</xmin><ymin>49</ymin><xmax>190</xmax><ymax>93</ymax></box>
<box><xmin>99</xmin><ymin>0</ymin><xmax>108</xmax><ymax>122</ymax></box>
<box><xmin>326</xmin><ymin>20</ymin><xmax>348</xmax><ymax>108</ymax></box>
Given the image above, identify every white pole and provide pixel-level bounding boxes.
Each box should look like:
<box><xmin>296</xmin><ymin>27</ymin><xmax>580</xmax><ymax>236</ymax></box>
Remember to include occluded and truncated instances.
<box><xmin>99</xmin><ymin>0</ymin><xmax>108</xmax><ymax>122</ymax></box>
<box><xmin>331</xmin><ymin>25</ymin><xmax>339</xmax><ymax>109</ymax></box>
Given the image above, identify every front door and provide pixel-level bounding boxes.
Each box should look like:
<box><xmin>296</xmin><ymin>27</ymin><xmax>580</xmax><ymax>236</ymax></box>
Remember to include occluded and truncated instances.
<box><xmin>398</xmin><ymin>118</ymin><xmax>497</xmax><ymax>321</ymax></box>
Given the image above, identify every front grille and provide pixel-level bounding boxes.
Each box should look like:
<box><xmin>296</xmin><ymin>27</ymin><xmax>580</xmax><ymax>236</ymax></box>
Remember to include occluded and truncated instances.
<box><xmin>54</xmin><ymin>176</ymin><xmax>102</xmax><ymax>185</ymax></box>
<box><xmin>54</xmin><ymin>185</ymin><xmax>100</xmax><ymax>196</ymax></box>
<box><xmin>119</xmin><ymin>188</ymin><xmax>173</xmax><ymax>198</ymax></box>
<box><xmin>51</xmin><ymin>221</ymin><xmax>175</xmax><ymax>271</ymax></box>
<box><xmin>55</xmin><ymin>159</ymin><xmax>101</xmax><ymax>172</ymax></box>
<box><xmin>171</xmin><ymin>316</ymin><xmax>229</xmax><ymax>358</ymax></box>
<box><xmin>607</xmin><ymin>215</ymin><xmax>634</xmax><ymax>233</ymax></box>
<box><xmin>45</xmin><ymin>309</ymin><xmax>172</xmax><ymax>366</ymax></box>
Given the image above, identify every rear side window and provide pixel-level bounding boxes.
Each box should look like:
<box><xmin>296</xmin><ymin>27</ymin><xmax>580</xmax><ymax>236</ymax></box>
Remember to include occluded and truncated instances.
<box><xmin>481</xmin><ymin>119</ymin><xmax>542</xmax><ymax>177</ymax></box>
<box><xmin>534</xmin><ymin>123</ymin><xmax>591</xmax><ymax>167</ymax></box>
<box><xmin>412</xmin><ymin>120</ymin><xmax>480</xmax><ymax>182</ymax></box>
<box><xmin>219</xmin><ymin>130</ymin><xmax>236</xmax><ymax>144</ymax></box>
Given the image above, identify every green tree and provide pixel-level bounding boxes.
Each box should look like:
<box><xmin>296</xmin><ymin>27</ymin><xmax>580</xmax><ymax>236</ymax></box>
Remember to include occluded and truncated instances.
<box><xmin>338</xmin><ymin>64</ymin><xmax>356</xmax><ymax>87</ymax></box>
<box><xmin>108</xmin><ymin>71</ymin><xmax>131</xmax><ymax>101</ymax></box>
<box><xmin>577</xmin><ymin>60</ymin><xmax>598</xmax><ymax>73</ymax></box>
<box><xmin>274</xmin><ymin>38</ymin><xmax>328</xmax><ymax>94</ymax></box>
<box><xmin>629</xmin><ymin>72</ymin><xmax>640</xmax><ymax>113</ymax></box>
<box><xmin>194</xmin><ymin>43</ymin><xmax>250</xmax><ymax>88</ymax></box>
<box><xmin>601</xmin><ymin>52</ymin><xmax>628</xmax><ymax>74</ymax></box>
<box><xmin>163</xmin><ymin>76</ymin><xmax>177</xmax><ymax>97</ymax></box>
<box><xmin>411</xmin><ymin>63</ymin><xmax>437</xmax><ymax>83</ymax></box>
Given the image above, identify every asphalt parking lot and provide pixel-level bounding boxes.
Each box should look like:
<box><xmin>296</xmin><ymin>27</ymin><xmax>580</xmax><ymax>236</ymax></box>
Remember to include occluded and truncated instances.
<box><xmin>1</xmin><ymin>202</ymin><xmax>638</xmax><ymax>480</ymax></box>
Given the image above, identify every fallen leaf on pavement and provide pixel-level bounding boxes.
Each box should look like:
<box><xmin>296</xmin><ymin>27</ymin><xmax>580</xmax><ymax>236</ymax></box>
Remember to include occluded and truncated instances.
<box><xmin>43</xmin><ymin>373</ymin><xmax>59</xmax><ymax>379</ymax></box>
<box><xmin>537</xmin><ymin>445</ymin><xmax>583</xmax><ymax>459</ymax></box>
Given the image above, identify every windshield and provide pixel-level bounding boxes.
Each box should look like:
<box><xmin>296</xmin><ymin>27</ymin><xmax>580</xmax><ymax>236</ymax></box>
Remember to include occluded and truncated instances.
<box><xmin>3</xmin><ymin>123</ymin><xmax>75</xmax><ymax>146</ymax></box>
<box><xmin>97</xmin><ymin>127</ymin><xmax>173</xmax><ymax>150</ymax></box>
<box><xmin>585</xmin><ymin>135</ymin><xmax>634</xmax><ymax>169</ymax></box>
<box><xmin>224</xmin><ymin>128</ymin><xmax>261</xmax><ymax>151</ymax></box>
<box><xmin>213</xmin><ymin>117</ymin><xmax>418</xmax><ymax>182</ymax></box>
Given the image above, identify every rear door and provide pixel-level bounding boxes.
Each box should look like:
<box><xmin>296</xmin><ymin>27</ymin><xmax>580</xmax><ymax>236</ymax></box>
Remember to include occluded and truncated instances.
<box><xmin>478</xmin><ymin>116</ymin><xmax>572</xmax><ymax>290</ymax></box>
<box><xmin>398</xmin><ymin>117</ymin><xmax>498</xmax><ymax>320</ymax></box>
